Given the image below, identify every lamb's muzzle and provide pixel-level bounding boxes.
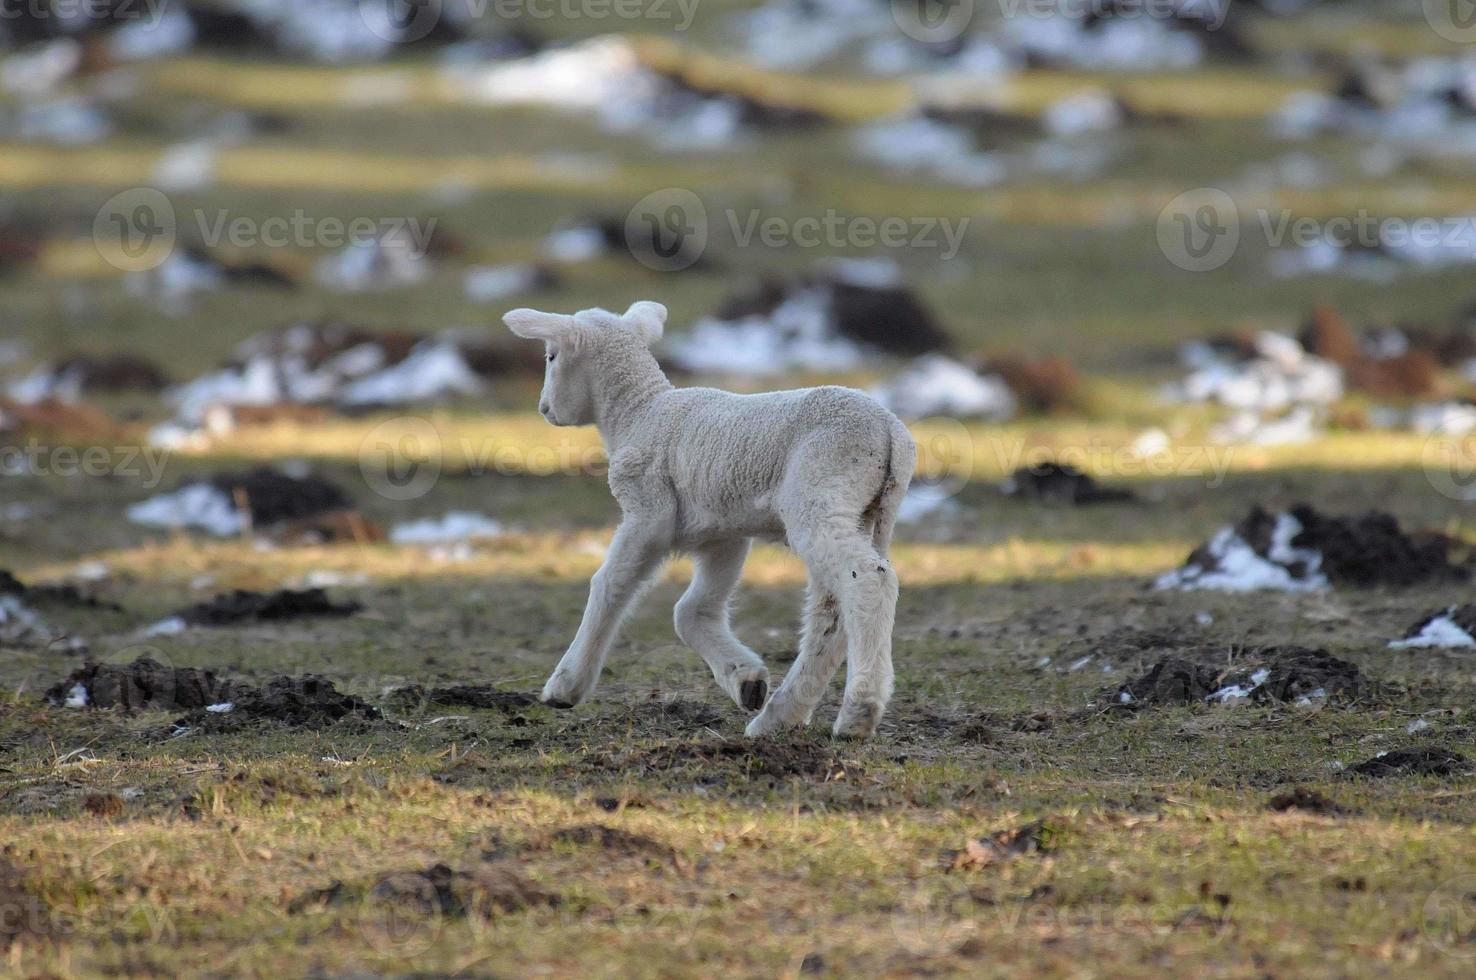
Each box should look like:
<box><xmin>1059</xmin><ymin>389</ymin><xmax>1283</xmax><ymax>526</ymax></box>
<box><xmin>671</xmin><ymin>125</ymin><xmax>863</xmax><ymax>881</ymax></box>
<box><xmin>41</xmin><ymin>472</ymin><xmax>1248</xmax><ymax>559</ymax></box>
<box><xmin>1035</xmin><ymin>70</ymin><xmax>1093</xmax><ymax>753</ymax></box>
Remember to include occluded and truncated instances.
<box><xmin>503</xmin><ymin>301</ymin><xmax>916</xmax><ymax>740</ymax></box>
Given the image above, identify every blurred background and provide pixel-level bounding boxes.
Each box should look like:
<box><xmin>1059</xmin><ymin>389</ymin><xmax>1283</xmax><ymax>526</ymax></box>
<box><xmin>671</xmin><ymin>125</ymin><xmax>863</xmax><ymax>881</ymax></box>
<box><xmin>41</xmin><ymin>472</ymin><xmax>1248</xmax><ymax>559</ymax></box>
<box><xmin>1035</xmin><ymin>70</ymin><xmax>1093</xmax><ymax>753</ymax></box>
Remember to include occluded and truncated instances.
<box><xmin>2</xmin><ymin>0</ymin><xmax>1476</xmax><ymax>561</ymax></box>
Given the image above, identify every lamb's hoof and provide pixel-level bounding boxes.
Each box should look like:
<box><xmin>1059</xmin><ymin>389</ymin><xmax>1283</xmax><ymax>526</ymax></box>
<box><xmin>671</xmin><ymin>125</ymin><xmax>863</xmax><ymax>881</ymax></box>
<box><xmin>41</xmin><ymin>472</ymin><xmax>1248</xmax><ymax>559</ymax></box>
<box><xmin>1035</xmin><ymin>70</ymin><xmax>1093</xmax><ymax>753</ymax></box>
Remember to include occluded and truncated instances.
<box><xmin>745</xmin><ymin>702</ymin><xmax>800</xmax><ymax>738</ymax></box>
<box><xmin>832</xmin><ymin>702</ymin><xmax>882</xmax><ymax>740</ymax></box>
<box><xmin>739</xmin><ymin>677</ymin><xmax>769</xmax><ymax>712</ymax></box>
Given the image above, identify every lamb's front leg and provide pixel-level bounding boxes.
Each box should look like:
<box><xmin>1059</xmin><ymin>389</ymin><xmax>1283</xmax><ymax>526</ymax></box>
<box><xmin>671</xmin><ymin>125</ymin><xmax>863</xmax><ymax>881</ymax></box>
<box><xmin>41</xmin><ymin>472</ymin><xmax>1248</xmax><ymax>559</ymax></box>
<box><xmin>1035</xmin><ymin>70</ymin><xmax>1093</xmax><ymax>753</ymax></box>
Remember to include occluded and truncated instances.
<box><xmin>542</xmin><ymin>523</ymin><xmax>667</xmax><ymax>708</ymax></box>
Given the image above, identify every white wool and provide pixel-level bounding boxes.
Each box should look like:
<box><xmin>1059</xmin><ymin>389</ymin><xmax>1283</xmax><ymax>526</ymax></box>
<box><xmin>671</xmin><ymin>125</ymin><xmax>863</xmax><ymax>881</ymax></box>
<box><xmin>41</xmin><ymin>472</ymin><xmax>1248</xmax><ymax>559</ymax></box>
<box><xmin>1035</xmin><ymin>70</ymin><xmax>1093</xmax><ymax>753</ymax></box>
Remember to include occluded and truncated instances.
<box><xmin>1156</xmin><ymin>512</ymin><xmax>1328</xmax><ymax>593</ymax></box>
<box><xmin>127</xmin><ymin>484</ymin><xmax>246</xmax><ymax>537</ymax></box>
<box><xmin>390</xmin><ymin>512</ymin><xmax>505</xmax><ymax>545</ymax></box>
<box><xmin>1390</xmin><ymin>609</ymin><xmax>1476</xmax><ymax>649</ymax></box>
<box><xmin>338</xmin><ymin>342</ymin><xmax>486</xmax><ymax>406</ymax></box>
<box><xmin>502</xmin><ymin>301</ymin><xmax>916</xmax><ymax>740</ymax></box>
<box><xmin>871</xmin><ymin>355</ymin><xmax>1016</xmax><ymax>421</ymax></box>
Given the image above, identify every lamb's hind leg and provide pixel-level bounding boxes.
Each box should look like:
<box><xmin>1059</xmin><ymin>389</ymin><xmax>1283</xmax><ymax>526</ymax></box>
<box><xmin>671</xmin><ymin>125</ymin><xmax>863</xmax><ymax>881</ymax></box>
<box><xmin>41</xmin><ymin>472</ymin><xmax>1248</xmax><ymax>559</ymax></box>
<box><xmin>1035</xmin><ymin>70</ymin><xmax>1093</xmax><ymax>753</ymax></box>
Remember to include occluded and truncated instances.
<box><xmin>674</xmin><ymin>538</ymin><xmax>769</xmax><ymax>711</ymax></box>
<box><xmin>745</xmin><ymin>578</ymin><xmax>847</xmax><ymax>737</ymax></box>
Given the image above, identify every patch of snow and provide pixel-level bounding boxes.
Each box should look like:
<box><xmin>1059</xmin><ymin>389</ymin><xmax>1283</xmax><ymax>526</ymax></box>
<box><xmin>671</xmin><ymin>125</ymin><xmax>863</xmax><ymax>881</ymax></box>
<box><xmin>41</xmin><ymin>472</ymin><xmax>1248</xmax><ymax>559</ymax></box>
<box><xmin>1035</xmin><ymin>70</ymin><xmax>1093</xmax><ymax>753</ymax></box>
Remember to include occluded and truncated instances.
<box><xmin>315</xmin><ymin>231</ymin><xmax>432</xmax><ymax>292</ymax></box>
<box><xmin>144</xmin><ymin>616</ymin><xmax>188</xmax><ymax>637</ymax></box>
<box><xmin>127</xmin><ymin>484</ymin><xmax>246</xmax><ymax>538</ymax></box>
<box><xmin>1156</xmin><ymin>512</ymin><xmax>1328</xmax><ymax>593</ymax></box>
<box><xmin>109</xmin><ymin>6</ymin><xmax>197</xmax><ymax>61</ymax></box>
<box><xmin>897</xmin><ymin>482</ymin><xmax>959</xmax><ymax>524</ymax></box>
<box><xmin>666</xmin><ymin>288</ymin><xmax>865</xmax><ymax>376</ymax></box>
<box><xmin>1043</xmin><ymin>89</ymin><xmax>1123</xmax><ymax>137</ymax></box>
<box><xmin>464</xmin><ymin>263</ymin><xmax>542</xmax><ymax>302</ymax></box>
<box><xmin>1390</xmin><ymin>609</ymin><xmax>1476</xmax><ymax>649</ymax></box>
<box><xmin>65</xmin><ymin>682</ymin><xmax>89</xmax><ymax>709</ymax></box>
<box><xmin>871</xmin><ymin>355</ymin><xmax>1016</xmax><ymax>421</ymax></box>
<box><xmin>391</xmin><ymin>512</ymin><xmax>504</xmax><ymax>545</ymax></box>
<box><xmin>205</xmin><ymin>702</ymin><xmax>235</xmax><ymax>713</ymax></box>
<box><xmin>543</xmin><ymin>223</ymin><xmax>610</xmax><ymax>263</ymax></box>
<box><xmin>851</xmin><ymin>115</ymin><xmax>1009</xmax><ymax>188</ymax></box>
<box><xmin>338</xmin><ymin>342</ymin><xmax>486</xmax><ymax>407</ymax></box>
<box><xmin>1408</xmin><ymin>718</ymin><xmax>1431</xmax><ymax>734</ymax></box>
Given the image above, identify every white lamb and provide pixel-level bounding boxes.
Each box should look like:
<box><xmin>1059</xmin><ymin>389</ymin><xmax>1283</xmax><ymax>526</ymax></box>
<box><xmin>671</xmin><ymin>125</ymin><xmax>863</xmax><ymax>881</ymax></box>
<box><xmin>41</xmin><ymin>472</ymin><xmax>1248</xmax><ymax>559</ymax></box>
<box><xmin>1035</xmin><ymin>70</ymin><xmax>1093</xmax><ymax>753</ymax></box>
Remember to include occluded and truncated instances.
<box><xmin>504</xmin><ymin>301</ymin><xmax>916</xmax><ymax>739</ymax></box>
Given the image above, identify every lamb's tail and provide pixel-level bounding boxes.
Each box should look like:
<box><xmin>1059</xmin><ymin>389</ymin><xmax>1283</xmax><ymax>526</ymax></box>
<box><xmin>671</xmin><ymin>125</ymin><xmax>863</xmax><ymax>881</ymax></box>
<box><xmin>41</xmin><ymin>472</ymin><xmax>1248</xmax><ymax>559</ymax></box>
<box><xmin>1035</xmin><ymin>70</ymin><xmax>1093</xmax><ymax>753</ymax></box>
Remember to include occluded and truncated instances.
<box><xmin>867</xmin><ymin>417</ymin><xmax>917</xmax><ymax>558</ymax></box>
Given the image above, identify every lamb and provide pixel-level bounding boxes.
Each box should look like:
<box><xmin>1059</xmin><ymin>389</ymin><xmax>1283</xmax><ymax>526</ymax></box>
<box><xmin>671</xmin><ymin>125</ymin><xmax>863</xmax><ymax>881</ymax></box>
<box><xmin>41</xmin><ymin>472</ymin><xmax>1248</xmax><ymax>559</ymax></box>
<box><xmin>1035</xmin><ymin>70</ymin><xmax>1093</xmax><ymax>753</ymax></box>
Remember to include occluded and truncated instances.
<box><xmin>503</xmin><ymin>301</ymin><xmax>916</xmax><ymax>739</ymax></box>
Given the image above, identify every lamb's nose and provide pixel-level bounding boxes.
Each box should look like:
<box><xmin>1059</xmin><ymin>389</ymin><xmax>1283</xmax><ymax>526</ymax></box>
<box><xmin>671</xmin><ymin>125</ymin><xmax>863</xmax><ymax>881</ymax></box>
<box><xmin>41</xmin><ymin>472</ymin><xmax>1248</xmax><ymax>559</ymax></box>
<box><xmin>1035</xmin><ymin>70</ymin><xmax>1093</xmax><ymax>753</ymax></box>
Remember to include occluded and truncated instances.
<box><xmin>539</xmin><ymin>401</ymin><xmax>552</xmax><ymax>417</ymax></box>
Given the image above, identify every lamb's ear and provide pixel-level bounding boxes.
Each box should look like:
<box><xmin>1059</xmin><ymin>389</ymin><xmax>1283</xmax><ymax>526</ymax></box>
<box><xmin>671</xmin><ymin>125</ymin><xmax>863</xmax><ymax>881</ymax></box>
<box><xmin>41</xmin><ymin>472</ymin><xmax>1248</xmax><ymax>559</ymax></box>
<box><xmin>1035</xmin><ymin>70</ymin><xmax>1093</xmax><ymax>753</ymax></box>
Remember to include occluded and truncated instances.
<box><xmin>623</xmin><ymin>301</ymin><xmax>667</xmax><ymax>346</ymax></box>
<box><xmin>503</xmin><ymin>308</ymin><xmax>570</xmax><ymax>341</ymax></box>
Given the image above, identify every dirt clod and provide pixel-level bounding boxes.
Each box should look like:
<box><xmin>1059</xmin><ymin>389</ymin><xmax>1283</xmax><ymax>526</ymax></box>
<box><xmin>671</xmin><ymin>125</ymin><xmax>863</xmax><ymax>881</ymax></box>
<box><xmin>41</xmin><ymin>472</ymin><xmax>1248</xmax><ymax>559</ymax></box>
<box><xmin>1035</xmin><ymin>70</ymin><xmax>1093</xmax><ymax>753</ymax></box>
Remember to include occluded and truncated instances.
<box><xmin>46</xmin><ymin>656</ymin><xmax>248</xmax><ymax>711</ymax></box>
<box><xmin>180</xmin><ymin>675</ymin><xmax>381</xmax><ymax>730</ymax></box>
<box><xmin>208</xmin><ymin>469</ymin><xmax>353</xmax><ymax>526</ymax></box>
<box><xmin>1112</xmin><ymin>648</ymin><xmax>1367</xmax><ymax>707</ymax></box>
<box><xmin>1268</xmin><ymin>787</ymin><xmax>1348</xmax><ymax>815</ymax></box>
<box><xmin>1350</xmin><ymin>747</ymin><xmax>1472</xmax><ymax>778</ymax></box>
<box><xmin>172</xmin><ymin>588</ymin><xmax>361</xmax><ymax>627</ymax></box>
<box><xmin>1288</xmin><ymin>505</ymin><xmax>1469</xmax><ymax>588</ymax></box>
<box><xmin>81</xmin><ymin>792</ymin><xmax>126</xmax><ymax>818</ymax></box>
<box><xmin>548</xmin><ymin>824</ymin><xmax>678</xmax><ymax>865</ymax></box>
<box><xmin>390</xmin><ymin>684</ymin><xmax>539</xmax><ymax>712</ymax></box>
<box><xmin>1003</xmin><ymin>462</ymin><xmax>1134</xmax><ymax>506</ymax></box>
<box><xmin>949</xmin><ymin>819</ymin><xmax>1060</xmax><ymax>870</ymax></box>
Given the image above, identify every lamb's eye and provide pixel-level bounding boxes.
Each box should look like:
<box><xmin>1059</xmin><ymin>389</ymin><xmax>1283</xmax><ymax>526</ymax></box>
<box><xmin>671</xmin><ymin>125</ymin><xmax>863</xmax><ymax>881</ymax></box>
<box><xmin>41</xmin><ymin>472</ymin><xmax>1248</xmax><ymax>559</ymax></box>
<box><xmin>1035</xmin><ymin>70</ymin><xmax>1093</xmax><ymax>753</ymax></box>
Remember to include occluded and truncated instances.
<box><xmin>547</xmin><ymin>352</ymin><xmax>557</xmax><ymax>363</ymax></box>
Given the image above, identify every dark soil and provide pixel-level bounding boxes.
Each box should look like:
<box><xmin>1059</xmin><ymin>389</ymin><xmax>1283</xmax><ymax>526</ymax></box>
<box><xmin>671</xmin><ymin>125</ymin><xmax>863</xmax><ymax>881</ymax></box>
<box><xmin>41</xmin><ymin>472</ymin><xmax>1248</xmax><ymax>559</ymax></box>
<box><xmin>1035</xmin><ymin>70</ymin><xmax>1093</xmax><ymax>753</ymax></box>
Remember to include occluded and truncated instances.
<box><xmin>46</xmin><ymin>656</ymin><xmax>249</xmax><ymax>711</ymax></box>
<box><xmin>1287</xmin><ymin>505</ymin><xmax>1469</xmax><ymax>588</ymax></box>
<box><xmin>172</xmin><ymin>588</ymin><xmax>361</xmax><ymax>626</ymax></box>
<box><xmin>547</xmin><ymin>824</ymin><xmax>678</xmax><ymax>865</ymax></box>
<box><xmin>0</xmin><ymin>569</ymin><xmax>121</xmax><ymax>611</ymax></box>
<box><xmin>621</xmin><ymin>738</ymin><xmax>852</xmax><ymax>782</ymax></box>
<box><xmin>206</xmin><ymin>469</ymin><xmax>353</xmax><ymax>526</ymax></box>
<box><xmin>1112</xmin><ymin>648</ymin><xmax>1367</xmax><ymax>707</ymax></box>
<box><xmin>178</xmin><ymin>675</ymin><xmax>382</xmax><ymax>730</ymax></box>
<box><xmin>1267</xmin><ymin>787</ymin><xmax>1349</xmax><ymax>815</ymax></box>
<box><xmin>389</xmin><ymin>684</ymin><xmax>540</xmax><ymax>713</ymax></box>
<box><xmin>1004</xmin><ymin>462</ymin><xmax>1134</xmax><ymax>506</ymax></box>
<box><xmin>54</xmin><ymin>352</ymin><xmax>170</xmax><ymax>393</ymax></box>
<box><xmin>291</xmin><ymin>861</ymin><xmax>558</xmax><ymax>919</ymax></box>
<box><xmin>1350</xmin><ymin>747</ymin><xmax>1472</xmax><ymax>778</ymax></box>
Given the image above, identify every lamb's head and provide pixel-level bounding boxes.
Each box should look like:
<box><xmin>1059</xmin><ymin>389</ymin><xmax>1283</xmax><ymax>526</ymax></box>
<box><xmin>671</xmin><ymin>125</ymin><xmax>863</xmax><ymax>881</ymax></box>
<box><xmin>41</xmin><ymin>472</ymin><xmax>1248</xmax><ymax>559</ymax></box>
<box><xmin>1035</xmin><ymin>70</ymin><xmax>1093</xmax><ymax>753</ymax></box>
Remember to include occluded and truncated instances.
<box><xmin>502</xmin><ymin>301</ymin><xmax>667</xmax><ymax>426</ymax></box>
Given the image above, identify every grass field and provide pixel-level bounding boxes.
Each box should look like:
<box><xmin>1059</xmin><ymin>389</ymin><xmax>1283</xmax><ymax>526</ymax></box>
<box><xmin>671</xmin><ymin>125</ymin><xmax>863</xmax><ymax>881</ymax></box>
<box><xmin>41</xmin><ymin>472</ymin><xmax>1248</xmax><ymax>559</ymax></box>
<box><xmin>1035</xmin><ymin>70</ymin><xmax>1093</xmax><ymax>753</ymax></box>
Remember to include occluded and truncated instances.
<box><xmin>5</xmin><ymin>1</ymin><xmax>1476</xmax><ymax>976</ymax></box>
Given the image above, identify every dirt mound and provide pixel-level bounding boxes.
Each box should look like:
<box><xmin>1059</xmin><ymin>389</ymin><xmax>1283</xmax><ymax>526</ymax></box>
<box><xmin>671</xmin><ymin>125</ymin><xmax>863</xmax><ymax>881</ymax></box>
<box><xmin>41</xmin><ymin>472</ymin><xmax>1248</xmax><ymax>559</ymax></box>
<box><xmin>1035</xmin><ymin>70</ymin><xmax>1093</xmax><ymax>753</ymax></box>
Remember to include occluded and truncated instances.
<box><xmin>291</xmin><ymin>862</ymin><xmax>557</xmax><ymax>919</ymax></box>
<box><xmin>171</xmin><ymin>588</ymin><xmax>361</xmax><ymax>627</ymax></box>
<box><xmin>1290</xmin><ymin>505</ymin><xmax>1468</xmax><ymax>588</ymax></box>
<box><xmin>179</xmin><ymin>675</ymin><xmax>381</xmax><ymax>730</ymax></box>
<box><xmin>45</xmin><ymin>656</ymin><xmax>248</xmax><ymax>711</ymax></box>
<box><xmin>1003</xmin><ymin>462</ymin><xmax>1134</xmax><ymax>506</ymax></box>
<box><xmin>0</xmin><ymin>569</ymin><xmax>120</xmax><ymax>611</ymax></box>
<box><xmin>390</xmin><ymin>684</ymin><xmax>539</xmax><ymax>712</ymax></box>
<box><xmin>208</xmin><ymin>469</ymin><xmax>353</xmax><ymax>526</ymax></box>
<box><xmin>56</xmin><ymin>352</ymin><xmax>170</xmax><ymax>393</ymax></box>
<box><xmin>1268</xmin><ymin>787</ymin><xmax>1348</xmax><ymax>815</ymax></box>
<box><xmin>1159</xmin><ymin>504</ymin><xmax>1468</xmax><ymax>592</ymax></box>
<box><xmin>1113</xmin><ymin>648</ymin><xmax>1367</xmax><ymax>707</ymax></box>
<box><xmin>982</xmin><ymin>355</ymin><xmax>1082</xmax><ymax>414</ymax></box>
<box><xmin>547</xmin><ymin>824</ymin><xmax>678</xmax><ymax>864</ymax></box>
<box><xmin>629</xmin><ymin>698</ymin><xmax>728</xmax><ymax>728</ymax></box>
<box><xmin>1350</xmin><ymin>747</ymin><xmax>1471</xmax><ymax>778</ymax></box>
<box><xmin>0</xmin><ymin>397</ymin><xmax>121</xmax><ymax>442</ymax></box>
